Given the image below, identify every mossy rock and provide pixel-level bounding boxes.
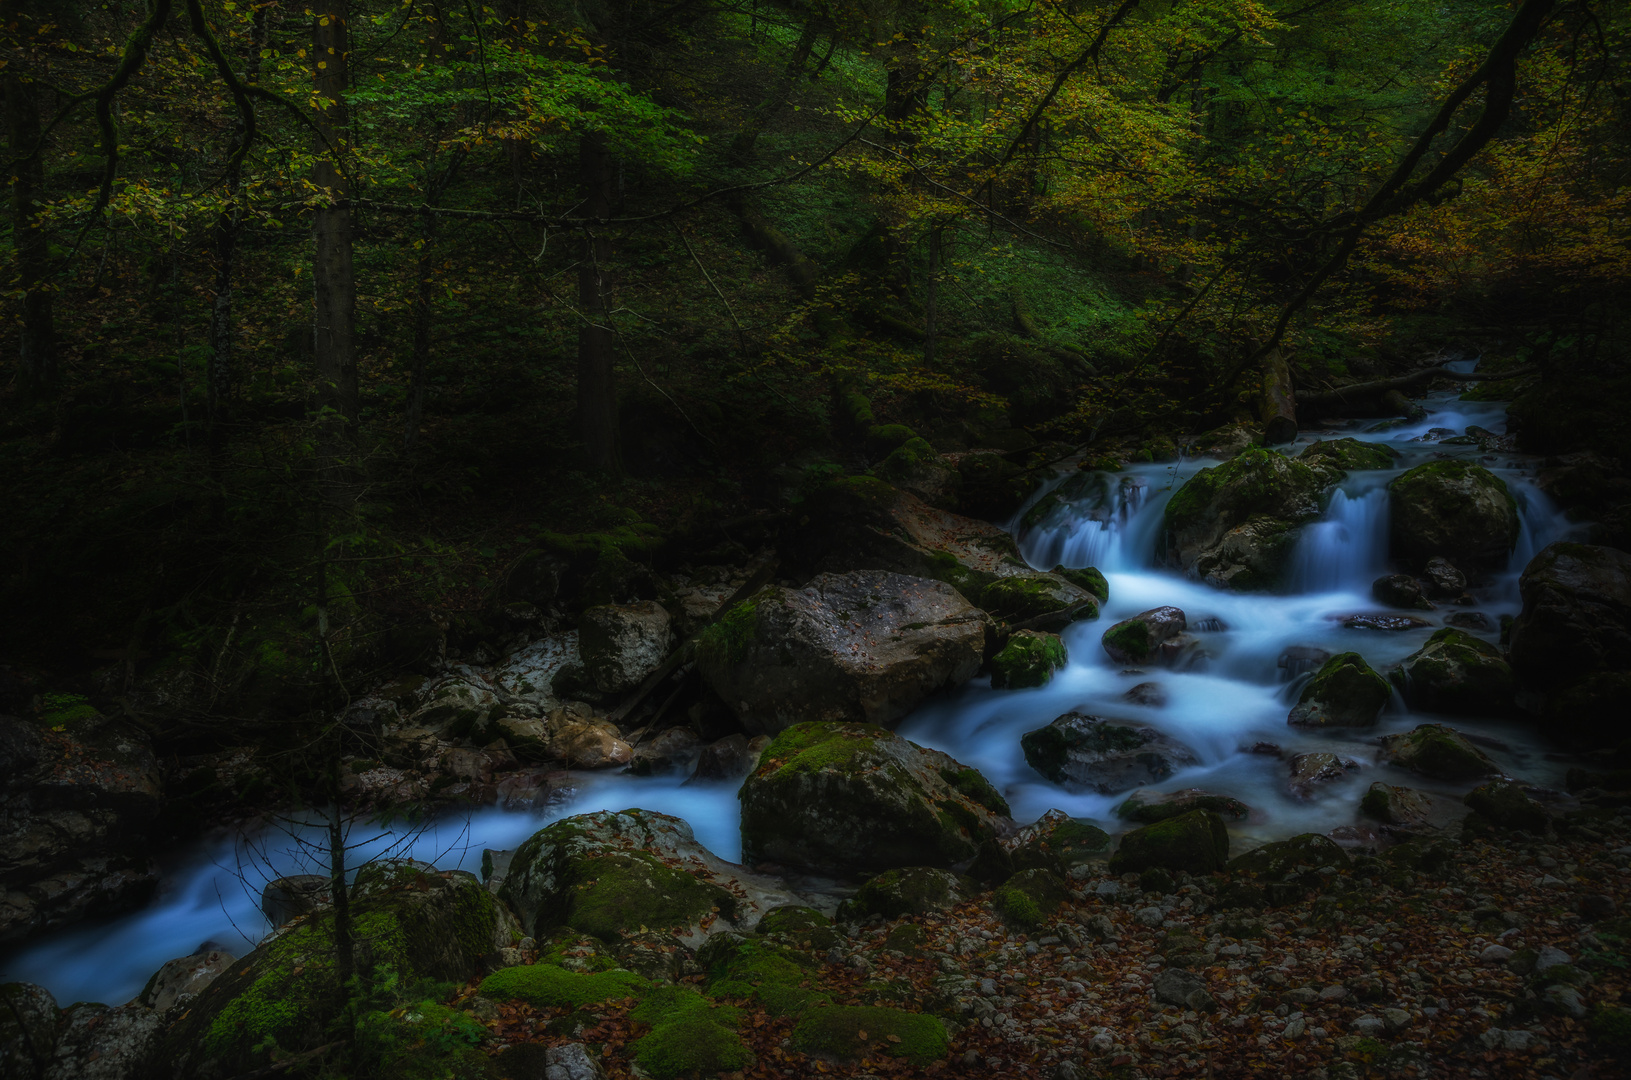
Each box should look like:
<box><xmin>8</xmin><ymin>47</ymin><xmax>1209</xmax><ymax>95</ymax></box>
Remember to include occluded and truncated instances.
<box><xmin>755</xmin><ymin>905</ymin><xmax>838</xmax><ymax>951</ymax></box>
<box><xmin>1301</xmin><ymin>438</ymin><xmax>1398</xmax><ymax>471</ymax></box>
<box><xmin>1390</xmin><ymin>628</ymin><xmax>1515</xmax><ymax>714</ymax></box>
<box><xmin>1358</xmin><ymin>783</ymin><xmax>1433</xmax><ymax>829</ymax></box>
<box><xmin>1162</xmin><ymin>448</ymin><xmax>1335</xmax><ymax>588</ymax></box>
<box><xmin>1109</xmin><ymin>809</ymin><xmax>1230</xmax><ymax>875</ymax></box>
<box><xmin>1389</xmin><ymin>460</ymin><xmax>1519</xmax><ymax>570</ymax></box>
<box><xmin>1379</xmin><ymin>724</ymin><xmax>1500</xmax><ymax>781</ymax></box>
<box><xmin>979</xmin><ymin>573</ymin><xmax>1098</xmax><ymax>630</ymax></box>
<box><xmin>839</xmin><ymin>867</ymin><xmax>977</xmax><ymax>921</ymax></box>
<box><xmin>790</xmin><ymin>1005</ymin><xmax>951</xmax><ymax>1066</ymax></box>
<box><xmin>1463</xmin><ymin>781</ymin><xmax>1550</xmax><ymax>833</ymax></box>
<box><xmin>1287</xmin><ymin>652</ymin><xmax>1390</xmax><ymax>728</ymax></box>
<box><xmin>1588</xmin><ymin>1006</ymin><xmax>1631</xmax><ymax>1051</ymax></box>
<box><xmin>868</xmin><ymin>424</ymin><xmax>919</xmax><ymax>451</ymax></box>
<box><xmin>993</xmin><ymin>868</ymin><xmax>1070</xmax><ymax>929</ymax></box>
<box><xmin>1052</xmin><ymin>564</ymin><xmax>1109</xmax><ymax>602</ymax></box>
<box><xmin>1020</xmin><ymin>711</ymin><xmax>1199</xmax><ymax>793</ymax></box>
<box><xmin>1227</xmin><ymin>834</ymin><xmax>1349</xmax><ymax>882</ymax></box>
<box><xmin>479</xmin><ymin>963</ymin><xmax>649</xmax><ymax>1008</ymax></box>
<box><xmin>1008</xmin><ymin>809</ymin><xmax>1112</xmax><ymax>873</ymax></box>
<box><xmin>989</xmin><ymin>630</ymin><xmax>1067</xmax><ymax>689</ymax></box>
<box><xmin>1115</xmin><ymin>788</ymin><xmax>1251</xmax><ymax>824</ymax></box>
<box><xmin>696</xmin><ymin>933</ymin><xmax>828</xmax><ymax>1016</ymax></box>
<box><xmin>629</xmin><ymin>986</ymin><xmax>753</xmax><ymax>1079</ymax></box>
<box><xmin>739</xmin><ymin>721</ymin><xmax>1011</xmax><ymax>875</ymax></box>
<box><xmin>356</xmin><ymin>1000</ymin><xmax>493</xmax><ymax>1080</ymax></box>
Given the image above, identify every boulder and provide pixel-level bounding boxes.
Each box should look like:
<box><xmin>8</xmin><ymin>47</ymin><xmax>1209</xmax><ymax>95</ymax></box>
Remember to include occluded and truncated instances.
<box><xmin>579</xmin><ymin>602</ymin><xmax>673</xmax><ymax>695</ymax></box>
<box><xmin>993</xmin><ymin>868</ymin><xmax>1071</xmax><ymax>928</ymax></box>
<box><xmin>1389</xmin><ymin>460</ymin><xmax>1518</xmax><ymax>570</ymax></box>
<box><xmin>989</xmin><ymin>630</ymin><xmax>1067</xmax><ymax>689</ymax></box>
<box><xmin>1020</xmin><ymin>712</ymin><xmax>1200</xmax><ymax>793</ymax></box>
<box><xmin>1114</xmin><ymin>788</ymin><xmax>1250</xmax><ymax>824</ymax></box>
<box><xmin>1358</xmin><ymin>783</ymin><xmax>1434</xmax><ymax>830</ymax></box>
<box><xmin>838</xmin><ymin>867</ymin><xmax>978</xmax><ymax>920</ymax></box>
<box><xmin>1371</xmin><ymin>574</ymin><xmax>1432</xmax><ymax>610</ymax></box>
<box><xmin>978</xmin><ymin>572</ymin><xmax>1099</xmax><ymax>631</ymax></box>
<box><xmin>1463</xmin><ymin>781</ymin><xmax>1550</xmax><ymax>832</ymax></box>
<box><xmin>695</xmin><ymin>571</ymin><xmax>987</xmax><ymax>736</ymax></box>
<box><xmin>687</xmin><ymin>734</ymin><xmax>767</xmax><ymax>783</ymax></box>
<box><xmin>1378</xmin><ymin>724</ymin><xmax>1500</xmax><ymax>781</ymax></box>
<box><xmin>0</xmin><ymin>708</ymin><xmax>161</xmax><ymax>945</ymax></box>
<box><xmin>1390</xmin><ymin>628</ymin><xmax>1515</xmax><ymax>715</ymax></box>
<box><xmin>499</xmin><ymin>809</ymin><xmax>811</xmax><ymax>947</ymax></box>
<box><xmin>1053</xmin><ymin>565</ymin><xmax>1110</xmax><ymax>603</ymax></box>
<box><xmin>1101</xmin><ymin>606</ymin><xmax>1188</xmax><ymax>664</ymax></box>
<box><xmin>1108</xmin><ymin>809</ymin><xmax>1230</xmax><ymax>875</ymax></box>
<box><xmin>1287</xmin><ymin>652</ymin><xmax>1390</xmax><ymax>728</ymax></box>
<box><xmin>135</xmin><ymin>948</ymin><xmax>237</xmax><ymax>1014</ymax></box>
<box><xmin>1004</xmin><ymin>809</ymin><xmax>1111</xmax><ymax>874</ymax></box>
<box><xmin>1301</xmin><ymin>438</ymin><xmax>1398</xmax><ymax>471</ymax></box>
<box><xmin>630</xmin><ymin>727</ymin><xmax>703</xmax><ymax>775</ymax></box>
<box><xmin>47</xmin><ymin>1001</ymin><xmax>163</xmax><ymax>1080</ymax></box>
<box><xmin>1509</xmin><ymin>543</ymin><xmax>1631</xmax><ymax>737</ymax></box>
<box><xmin>503</xmin><ymin>705</ymin><xmax>633</xmax><ymax>768</ymax></box>
<box><xmin>1422</xmin><ymin>557</ymin><xmax>1467</xmax><ymax>599</ymax></box>
<box><xmin>1287</xmin><ymin>752</ymin><xmax>1360</xmax><ymax>799</ymax></box>
<box><xmin>876</xmin><ymin>436</ymin><xmax>960</xmax><ymax>506</ymax></box>
<box><xmin>260</xmin><ymin>875</ymin><xmax>330</xmax><ymax>927</ymax></box>
<box><xmin>1</xmin><ymin>982</ymin><xmax>60</xmax><ymax>1079</ymax></box>
<box><xmin>1162</xmin><ymin>448</ymin><xmax>1337</xmax><ymax>590</ymax></box>
<box><xmin>1228</xmin><ymin>834</ymin><xmax>1349</xmax><ymax>881</ymax></box>
<box><xmin>1153</xmin><ymin>968</ymin><xmax>1215</xmax><ymax>1011</ymax></box>
<box><xmin>159</xmin><ymin>864</ymin><xmax>510</xmax><ymax>1079</ymax></box>
<box><xmin>738</xmin><ymin>722</ymin><xmax>1012</xmax><ymax>875</ymax></box>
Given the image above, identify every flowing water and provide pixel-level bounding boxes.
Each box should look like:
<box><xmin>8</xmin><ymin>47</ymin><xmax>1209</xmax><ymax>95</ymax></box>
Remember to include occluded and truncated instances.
<box><xmin>1</xmin><ymin>381</ymin><xmax>1588</xmax><ymax>1006</ymax></box>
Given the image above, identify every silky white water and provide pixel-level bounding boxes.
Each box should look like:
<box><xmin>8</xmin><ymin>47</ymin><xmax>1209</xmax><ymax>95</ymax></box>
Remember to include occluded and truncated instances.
<box><xmin>0</xmin><ymin>382</ymin><xmax>1586</xmax><ymax>1007</ymax></box>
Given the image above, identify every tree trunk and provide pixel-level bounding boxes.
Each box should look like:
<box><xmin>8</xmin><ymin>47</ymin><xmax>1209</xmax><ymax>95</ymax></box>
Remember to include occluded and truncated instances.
<box><xmin>6</xmin><ymin>73</ymin><xmax>56</xmax><ymax>395</ymax></box>
<box><xmin>403</xmin><ymin>220</ymin><xmax>435</xmax><ymax>451</ymax></box>
<box><xmin>729</xmin><ymin>17</ymin><xmax>820</xmax><ymax>164</ymax></box>
<box><xmin>924</xmin><ymin>224</ymin><xmax>941</xmax><ymax>366</ymax></box>
<box><xmin>1258</xmin><ymin>348</ymin><xmax>1297</xmax><ymax>444</ymax></box>
<box><xmin>312</xmin><ymin>2</ymin><xmax>358</xmax><ymax>446</ymax></box>
<box><xmin>577</xmin><ymin>132</ymin><xmax>619</xmax><ymax>473</ymax></box>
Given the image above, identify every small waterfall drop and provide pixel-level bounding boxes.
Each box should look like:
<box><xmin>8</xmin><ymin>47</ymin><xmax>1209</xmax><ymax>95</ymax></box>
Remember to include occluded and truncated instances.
<box><xmin>1288</xmin><ymin>486</ymin><xmax>1390</xmax><ymax>593</ymax></box>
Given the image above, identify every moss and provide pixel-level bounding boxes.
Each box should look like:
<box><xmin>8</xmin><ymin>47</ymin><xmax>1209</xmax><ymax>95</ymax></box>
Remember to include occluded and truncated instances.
<box><xmin>1589</xmin><ymin>1006</ymin><xmax>1631</xmax><ymax>1050</ymax></box>
<box><xmin>754</xmin><ymin>721</ymin><xmax>889</xmax><ymax>779</ymax></box>
<box><xmin>1462</xmin><ymin>781</ymin><xmax>1549</xmax><ymax>832</ymax></box>
<box><xmin>1290</xmin><ymin>652</ymin><xmax>1389</xmax><ymax>727</ymax></box>
<box><xmin>1109</xmin><ymin>809</ymin><xmax>1230</xmax><ymax>875</ymax></box>
<box><xmin>993</xmin><ymin>885</ymin><xmax>1041</xmax><ymax>927</ymax></box>
<box><xmin>477</xmin><ymin>963</ymin><xmax>649</xmax><ymax>1009</ymax></box>
<box><xmin>1227</xmin><ymin>834</ymin><xmax>1348</xmax><ymax>882</ymax></box>
<box><xmin>843</xmin><ymin>391</ymin><xmax>876</xmax><ymax>427</ymax></box>
<box><xmin>790</xmin><ymin>1005</ymin><xmax>951</xmax><ymax>1066</ymax></box>
<box><xmin>1301</xmin><ymin>437</ymin><xmax>1397</xmax><ymax>470</ymax></box>
<box><xmin>989</xmin><ymin>630</ymin><xmax>1067</xmax><ymax>689</ymax></box>
<box><xmin>354</xmin><ymin>1001</ymin><xmax>492</xmax><ymax>1080</ymax></box>
<box><xmin>1115</xmin><ymin>791</ymin><xmax>1250</xmax><ymax>824</ymax></box>
<box><xmin>1102</xmin><ymin>618</ymin><xmax>1151</xmax><ymax>661</ymax></box>
<box><xmin>755</xmin><ymin>905</ymin><xmax>833</xmax><ymax>938</ymax></box>
<box><xmin>994</xmin><ymin>869</ymin><xmax>1068</xmax><ymax>929</ymax></box>
<box><xmin>694</xmin><ymin>590</ymin><xmax>774</xmax><ymax>670</ymax></box>
<box><xmin>1011</xmin><ymin>818</ymin><xmax>1112</xmax><ymax>872</ymax></box>
<box><xmin>633</xmin><ymin>1013</ymin><xmax>752</xmax><ymax>1078</ymax></box>
<box><xmin>565</xmin><ymin>851</ymin><xmax>736</xmax><ymax>942</ymax></box>
<box><xmin>1359</xmin><ymin>786</ymin><xmax>1391</xmax><ymax>822</ymax></box>
<box><xmin>937</xmin><ymin>767</ymin><xmax>1012</xmax><ymax>816</ymax></box>
<box><xmin>841</xmin><ymin>867</ymin><xmax>969</xmax><ymax>920</ymax></box>
<box><xmin>39</xmin><ymin>692</ymin><xmax>101</xmax><ymax>727</ymax></box>
<box><xmin>1052</xmin><ymin>564</ymin><xmax>1109</xmax><ymax>602</ymax></box>
<box><xmin>1384</xmin><ymin>724</ymin><xmax>1496</xmax><ymax>781</ymax></box>
<box><xmin>980</xmin><ymin>575</ymin><xmax>1093</xmax><ymax>624</ymax></box>
<box><xmin>867</xmin><ymin>423</ymin><xmax>919</xmax><ymax>450</ymax></box>
<box><xmin>698</xmin><ymin>934</ymin><xmax>825</xmax><ymax>1015</ymax></box>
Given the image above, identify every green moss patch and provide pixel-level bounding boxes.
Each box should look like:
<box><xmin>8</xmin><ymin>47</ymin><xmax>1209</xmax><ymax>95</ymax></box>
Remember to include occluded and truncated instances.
<box><xmin>477</xmin><ymin>964</ymin><xmax>649</xmax><ymax>1009</ymax></box>
<box><xmin>936</xmin><ymin>767</ymin><xmax>1011</xmax><ymax>816</ymax></box>
<box><xmin>754</xmin><ymin>721</ymin><xmax>889</xmax><ymax>779</ymax></box>
<box><xmin>790</xmin><ymin>1005</ymin><xmax>951</xmax><ymax>1066</ymax></box>
<box><xmin>989</xmin><ymin>630</ymin><xmax>1067</xmax><ymax>689</ymax></box>
<box><xmin>566</xmin><ymin>851</ymin><xmax>737</xmax><ymax>941</ymax></box>
<box><xmin>354</xmin><ymin>1001</ymin><xmax>491</xmax><ymax>1080</ymax></box>
<box><xmin>1053</xmin><ymin>564</ymin><xmax>1109</xmax><ymax>602</ymax></box>
<box><xmin>841</xmin><ymin>867</ymin><xmax>972</xmax><ymax>920</ymax></box>
<box><xmin>1109</xmin><ymin>809</ymin><xmax>1231</xmax><ymax>875</ymax></box>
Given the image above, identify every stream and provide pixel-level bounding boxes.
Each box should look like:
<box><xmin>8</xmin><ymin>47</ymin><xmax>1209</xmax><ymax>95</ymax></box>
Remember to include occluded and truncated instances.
<box><xmin>1</xmin><ymin>378</ymin><xmax>1587</xmax><ymax>1008</ymax></box>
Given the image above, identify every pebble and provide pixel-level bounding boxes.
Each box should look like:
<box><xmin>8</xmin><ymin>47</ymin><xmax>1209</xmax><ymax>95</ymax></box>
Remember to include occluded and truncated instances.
<box><xmin>1481</xmin><ymin>1028</ymin><xmax>1537</xmax><ymax>1051</ymax></box>
<box><xmin>980</xmin><ymin>978</ymin><xmax>998</xmax><ymax>996</ymax></box>
<box><xmin>1089</xmin><ymin>1031</ymin><xmax>1115</xmax><ymax>1052</ymax></box>
<box><xmin>1538</xmin><ymin>875</ymin><xmax>1565</xmax><ymax>887</ymax></box>
<box><xmin>1542</xmin><ymin>984</ymin><xmax>1587</xmax><ymax>1019</ymax></box>
<box><xmin>1383</xmin><ymin>1008</ymin><xmax>1412</xmax><ymax>1032</ymax></box>
<box><xmin>1318</xmin><ymin>985</ymin><xmax>1349</xmax><ymax>1002</ymax></box>
<box><xmin>1535</xmin><ymin>945</ymin><xmax>1572</xmax><ymax>971</ymax></box>
<box><xmin>1284</xmin><ymin>1018</ymin><xmax>1307</xmax><ymax>1040</ymax></box>
<box><xmin>1136</xmin><ymin>906</ymin><xmax>1165</xmax><ymax>927</ymax></box>
<box><xmin>1478</xmin><ymin>944</ymin><xmax>1513</xmax><ymax>963</ymax></box>
<box><xmin>1351</xmin><ymin>1016</ymin><xmax>1386</xmax><ymax>1036</ymax></box>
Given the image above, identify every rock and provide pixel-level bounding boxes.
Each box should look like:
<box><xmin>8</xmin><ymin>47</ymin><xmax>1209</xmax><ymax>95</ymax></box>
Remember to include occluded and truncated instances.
<box><xmin>1288</xmin><ymin>752</ymin><xmax>1360</xmax><ymax>798</ymax></box>
<box><xmin>1542</xmin><ymin>984</ymin><xmax>1587</xmax><ymax>1019</ymax></box>
<box><xmin>1004</xmin><ymin>809</ymin><xmax>1111</xmax><ymax>873</ymax></box>
<box><xmin>1</xmin><ymin>982</ymin><xmax>60</xmax><ymax>1078</ymax></box>
<box><xmin>1422</xmin><ymin>557</ymin><xmax>1467</xmax><ymax>598</ymax></box>
<box><xmin>532</xmin><ymin>706</ymin><xmax>634</xmax><ymax>768</ymax></box>
<box><xmin>1108</xmin><ymin>809</ymin><xmax>1230</xmax><ymax>875</ymax></box>
<box><xmin>260</xmin><ymin>875</ymin><xmax>330</xmax><ymax>927</ymax></box>
<box><xmin>1339</xmin><ymin>612</ymin><xmax>1433</xmax><ymax>631</ymax></box>
<box><xmin>1123</xmin><ymin>681</ymin><xmax>1167</xmax><ymax>707</ymax></box>
<box><xmin>160</xmin><ymin>864</ymin><xmax>513</xmax><ymax>1078</ymax></box>
<box><xmin>1350</xmin><ymin>1015</ymin><xmax>1387</xmax><ymax>1036</ymax></box>
<box><xmin>1445</xmin><ymin>611</ymin><xmax>1494</xmax><ymax>631</ymax></box>
<box><xmin>1389</xmin><ymin>460</ymin><xmax>1519</xmax><ymax>570</ymax></box>
<box><xmin>1229</xmin><ymin>834</ymin><xmax>1349</xmax><ymax>881</ymax></box>
<box><xmin>630</xmin><ymin>726</ymin><xmax>703</xmax><ymax>775</ymax></box>
<box><xmin>687</xmin><ymin>734</ymin><xmax>766</xmax><ymax>783</ymax></box>
<box><xmin>542</xmin><ymin>1043</ymin><xmax>606</xmax><ymax>1080</ymax></box>
<box><xmin>989</xmin><ymin>630</ymin><xmax>1067</xmax><ymax>689</ymax></box>
<box><xmin>1152</xmin><ymin>968</ymin><xmax>1212</xmax><ymax>1010</ymax></box>
<box><xmin>695</xmin><ymin>571</ymin><xmax>987</xmax><ymax>736</ymax></box>
<box><xmin>979</xmin><ymin>573</ymin><xmax>1100</xmax><ymax>631</ymax></box>
<box><xmin>877</xmin><ymin>436</ymin><xmax>960</xmax><ymax>506</ymax></box>
<box><xmin>993</xmin><ymin>868</ymin><xmax>1071</xmax><ymax>928</ymax></box>
<box><xmin>1021</xmin><ymin>712</ymin><xmax>1200</xmax><ymax>794</ymax></box>
<box><xmin>1191</xmin><ymin>422</ymin><xmax>1261</xmax><ymax>460</ymax></box>
<box><xmin>579</xmin><ymin>602</ymin><xmax>672</xmax><ymax>695</ymax></box>
<box><xmin>840</xmin><ymin>867</ymin><xmax>977</xmax><ymax>920</ymax></box>
<box><xmin>1359</xmin><ymin>783</ymin><xmax>1434</xmax><ymax>829</ymax></box>
<box><xmin>1100</xmin><ymin>607</ymin><xmax>1188</xmax><ymax>664</ymax></box>
<box><xmin>1301</xmin><ymin>438</ymin><xmax>1398</xmax><ymax>471</ymax></box>
<box><xmin>0</xmin><ymin>709</ymin><xmax>161</xmax><ymax>945</ymax></box>
<box><xmin>1114</xmin><ymin>788</ymin><xmax>1250</xmax><ymax>824</ymax></box>
<box><xmin>1580</xmin><ymin>894</ymin><xmax>1618</xmax><ymax>921</ymax></box>
<box><xmin>1287</xmin><ymin>652</ymin><xmax>1390</xmax><ymax>727</ymax></box>
<box><xmin>1480</xmin><ymin>945</ymin><xmax>1514</xmax><ymax>964</ymax></box>
<box><xmin>738</xmin><ymin>721</ymin><xmax>1011</xmax><ymax>875</ymax></box>
<box><xmin>1278</xmin><ymin>645</ymin><xmax>1330</xmax><ymax>681</ymax></box>
<box><xmin>1371</xmin><ymin>574</ymin><xmax>1433</xmax><ymax>611</ymax></box>
<box><xmin>1509</xmin><ymin>543</ymin><xmax>1631</xmax><ymax>738</ymax></box>
<box><xmin>1535</xmin><ymin>945</ymin><xmax>1572</xmax><ymax>973</ymax></box>
<box><xmin>1382</xmin><ymin>1008</ymin><xmax>1412</xmax><ymax>1032</ymax></box>
<box><xmin>1463</xmin><ymin>781</ymin><xmax>1549</xmax><ymax>832</ymax></box>
<box><xmin>46</xmin><ymin>1002</ymin><xmax>163</xmax><ymax>1080</ymax></box>
<box><xmin>1162</xmin><ymin>448</ymin><xmax>1338</xmax><ymax>589</ymax></box>
<box><xmin>136</xmin><ymin>949</ymin><xmax>237</xmax><ymax>1012</ymax></box>
<box><xmin>1390</xmin><ymin>629</ymin><xmax>1515</xmax><ymax>715</ymax></box>
<box><xmin>1378</xmin><ymin>724</ymin><xmax>1500</xmax><ymax>781</ymax></box>
<box><xmin>1053</xmin><ymin>565</ymin><xmax>1110</xmax><ymax>603</ymax></box>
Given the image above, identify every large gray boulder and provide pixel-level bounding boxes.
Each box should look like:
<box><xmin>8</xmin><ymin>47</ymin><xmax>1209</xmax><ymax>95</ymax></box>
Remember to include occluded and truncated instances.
<box><xmin>695</xmin><ymin>571</ymin><xmax>986</xmax><ymax>735</ymax></box>
<box><xmin>1378</xmin><ymin>724</ymin><xmax>1500</xmax><ymax>781</ymax></box>
<box><xmin>1508</xmin><ymin>542</ymin><xmax>1631</xmax><ymax>739</ymax></box>
<box><xmin>579</xmin><ymin>601</ymin><xmax>672</xmax><ymax>694</ymax></box>
<box><xmin>46</xmin><ymin>1002</ymin><xmax>163</xmax><ymax>1080</ymax></box>
<box><xmin>1389</xmin><ymin>460</ymin><xmax>1518</xmax><ymax>570</ymax></box>
<box><xmin>136</xmin><ymin>948</ymin><xmax>238</xmax><ymax>1013</ymax></box>
<box><xmin>1162</xmin><ymin>449</ymin><xmax>1338</xmax><ymax>590</ymax></box>
<box><xmin>0</xmin><ymin>708</ymin><xmax>161</xmax><ymax>945</ymax></box>
<box><xmin>1287</xmin><ymin>652</ymin><xmax>1390</xmax><ymax>727</ymax></box>
<box><xmin>1390</xmin><ymin>628</ymin><xmax>1515</xmax><ymax>715</ymax></box>
<box><xmin>1020</xmin><ymin>712</ymin><xmax>1199</xmax><ymax>794</ymax></box>
<box><xmin>2</xmin><ymin>982</ymin><xmax>60</xmax><ymax>1079</ymax></box>
<box><xmin>738</xmin><ymin>721</ymin><xmax>1012</xmax><ymax>875</ymax></box>
<box><xmin>1101</xmin><ymin>606</ymin><xmax>1188</xmax><ymax>664</ymax></box>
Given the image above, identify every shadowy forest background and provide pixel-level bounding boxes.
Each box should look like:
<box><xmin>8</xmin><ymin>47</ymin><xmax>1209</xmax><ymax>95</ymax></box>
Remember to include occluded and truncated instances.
<box><xmin>2</xmin><ymin>0</ymin><xmax>1628</xmax><ymax>747</ymax></box>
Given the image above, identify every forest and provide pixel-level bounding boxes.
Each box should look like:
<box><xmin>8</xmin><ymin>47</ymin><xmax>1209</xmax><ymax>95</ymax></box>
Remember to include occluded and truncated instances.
<box><xmin>3</xmin><ymin>0</ymin><xmax>1631</xmax><ymax>1077</ymax></box>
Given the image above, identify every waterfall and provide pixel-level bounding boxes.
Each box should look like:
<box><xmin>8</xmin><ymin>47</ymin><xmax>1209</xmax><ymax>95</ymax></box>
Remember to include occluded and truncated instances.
<box><xmin>1287</xmin><ymin>486</ymin><xmax>1391</xmax><ymax>593</ymax></box>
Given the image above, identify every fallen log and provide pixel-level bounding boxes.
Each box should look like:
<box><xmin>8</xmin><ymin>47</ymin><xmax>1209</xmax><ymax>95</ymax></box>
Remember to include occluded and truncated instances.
<box><xmin>1296</xmin><ymin>364</ymin><xmax>1536</xmax><ymax>417</ymax></box>
<box><xmin>1259</xmin><ymin>348</ymin><xmax>1297</xmax><ymax>444</ymax></box>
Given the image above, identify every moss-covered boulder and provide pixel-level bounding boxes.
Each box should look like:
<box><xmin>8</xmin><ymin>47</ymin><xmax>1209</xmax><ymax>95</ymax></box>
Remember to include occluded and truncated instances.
<box><xmin>1109</xmin><ymin>809</ymin><xmax>1231</xmax><ymax>875</ymax></box>
<box><xmin>1359</xmin><ymin>782</ymin><xmax>1434</xmax><ymax>829</ymax></box>
<box><xmin>989</xmin><ymin>630</ymin><xmax>1067</xmax><ymax>689</ymax></box>
<box><xmin>694</xmin><ymin>570</ymin><xmax>987</xmax><ymax>735</ymax></box>
<box><xmin>993</xmin><ymin>868</ymin><xmax>1070</xmax><ymax>929</ymax></box>
<box><xmin>1287</xmin><ymin>652</ymin><xmax>1390</xmax><ymax>727</ymax></box>
<box><xmin>1006</xmin><ymin>808</ymin><xmax>1112</xmax><ymax>873</ymax></box>
<box><xmin>1389</xmin><ymin>460</ymin><xmax>1519</xmax><ymax>570</ymax></box>
<box><xmin>497</xmin><ymin>809</ymin><xmax>809</xmax><ymax>949</ymax></box>
<box><xmin>1390</xmin><ymin>628</ymin><xmax>1515</xmax><ymax>714</ymax></box>
<box><xmin>979</xmin><ymin>572</ymin><xmax>1099</xmax><ymax>631</ymax></box>
<box><xmin>790</xmin><ymin>1005</ymin><xmax>951</xmax><ymax>1066</ymax></box>
<box><xmin>695</xmin><ymin>932</ymin><xmax>828</xmax><ymax>1016</ymax></box>
<box><xmin>1509</xmin><ymin>543</ymin><xmax>1631</xmax><ymax>740</ymax></box>
<box><xmin>1378</xmin><ymin>724</ymin><xmax>1500</xmax><ymax>781</ymax></box>
<box><xmin>1301</xmin><ymin>438</ymin><xmax>1399</xmax><ymax>471</ymax></box>
<box><xmin>876</xmin><ymin>435</ymin><xmax>959</xmax><ymax>505</ymax></box>
<box><xmin>1115</xmin><ymin>788</ymin><xmax>1251</xmax><ymax>824</ymax></box>
<box><xmin>579</xmin><ymin>601</ymin><xmax>673</xmax><ymax>695</ymax></box>
<box><xmin>838</xmin><ymin>867</ymin><xmax>977</xmax><ymax>920</ymax></box>
<box><xmin>1162</xmin><ymin>448</ymin><xmax>1337</xmax><ymax>590</ymax></box>
<box><xmin>1100</xmin><ymin>606</ymin><xmax>1188</xmax><ymax>664</ymax></box>
<box><xmin>754</xmin><ymin>906</ymin><xmax>839</xmax><ymax>952</ymax></box>
<box><xmin>355</xmin><ymin>1000</ymin><xmax>492</xmax><ymax>1080</ymax></box>
<box><xmin>159</xmin><ymin>865</ymin><xmax>506</xmax><ymax>1079</ymax></box>
<box><xmin>738</xmin><ymin>722</ymin><xmax>1012</xmax><ymax>875</ymax></box>
<box><xmin>1021</xmin><ymin>711</ymin><xmax>1199</xmax><ymax>794</ymax></box>
<box><xmin>630</xmin><ymin>987</ymin><xmax>754</xmax><ymax>1078</ymax></box>
<box><xmin>1053</xmin><ymin>564</ymin><xmax>1109</xmax><ymax>602</ymax></box>
<box><xmin>1227</xmin><ymin>834</ymin><xmax>1349</xmax><ymax>881</ymax></box>
<box><xmin>1463</xmin><ymin>781</ymin><xmax>1550</xmax><ymax>832</ymax></box>
<box><xmin>479</xmin><ymin>963</ymin><xmax>649</xmax><ymax>1008</ymax></box>
<box><xmin>1372</xmin><ymin>573</ymin><xmax>1434</xmax><ymax>610</ymax></box>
